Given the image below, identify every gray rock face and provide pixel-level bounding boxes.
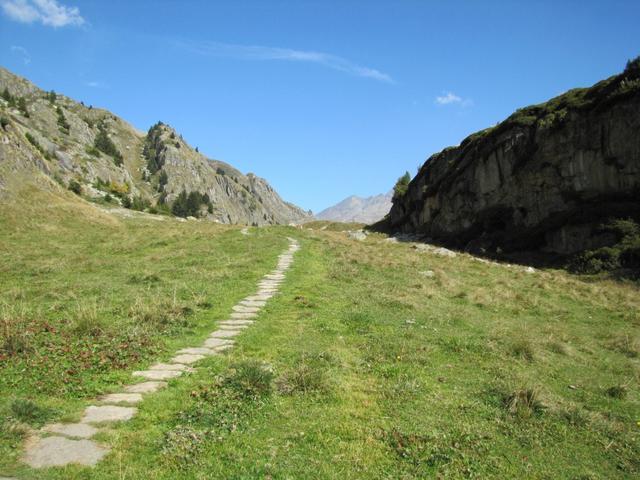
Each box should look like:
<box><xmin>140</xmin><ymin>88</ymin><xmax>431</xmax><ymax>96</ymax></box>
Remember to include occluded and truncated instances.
<box><xmin>384</xmin><ymin>65</ymin><xmax>640</xmax><ymax>255</ymax></box>
<box><xmin>316</xmin><ymin>192</ymin><xmax>392</xmax><ymax>224</ymax></box>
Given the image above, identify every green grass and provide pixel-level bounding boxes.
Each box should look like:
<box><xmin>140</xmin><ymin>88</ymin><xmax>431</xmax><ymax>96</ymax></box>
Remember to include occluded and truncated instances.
<box><xmin>1</xmin><ymin>187</ymin><xmax>639</xmax><ymax>478</ymax></box>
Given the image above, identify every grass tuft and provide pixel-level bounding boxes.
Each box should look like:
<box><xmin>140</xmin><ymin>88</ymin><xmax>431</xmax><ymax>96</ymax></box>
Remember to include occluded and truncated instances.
<box><xmin>503</xmin><ymin>388</ymin><xmax>545</xmax><ymax>418</ymax></box>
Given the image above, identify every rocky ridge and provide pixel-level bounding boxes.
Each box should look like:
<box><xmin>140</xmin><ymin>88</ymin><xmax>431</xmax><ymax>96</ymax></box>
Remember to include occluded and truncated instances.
<box><xmin>0</xmin><ymin>67</ymin><xmax>310</xmax><ymax>225</ymax></box>
<box><xmin>379</xmin><ymin>59</ymin><xmax>640</xmax><ymax>258</ymax></box>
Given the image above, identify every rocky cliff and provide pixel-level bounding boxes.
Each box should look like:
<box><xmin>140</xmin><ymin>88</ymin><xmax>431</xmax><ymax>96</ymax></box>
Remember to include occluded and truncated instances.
<box><xmin>316</xmin><ymin>191</ymin><xmax>392</xmax><ymax>224</ymax></box>
<box><xmin>381</xmin><ymin>60</ymin><xmax>640</xmax><ymax>257</ymax></box>
<box><xmin>0</xmin><ymin>67</ymin><xmax>311</xmax><ymax>225</ymax></box>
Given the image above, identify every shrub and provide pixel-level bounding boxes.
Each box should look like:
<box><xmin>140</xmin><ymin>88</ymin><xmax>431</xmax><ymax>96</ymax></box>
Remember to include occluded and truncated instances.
<box><xmin>131</xmin><ymin>195</ymin><xmax>150</xmax><ymax>211</ymax></box>
<box><xmin>393</xmin><ymin>171</ymin><xmax>411</xmax><ymax>200</ymax></box>
<box><xmin>56</xmin><ymin>106</ymin><xmax>70</xmax><ymax>134</ymax></box>
<box><xmin>1</xmin><ymin>87</ymin><xmax>15</xmax><ymax>107</ymax></box>
<box><xmin>17</xmin><ymin>96</ymin><xmax>29</xmax><ymax>118</ymax></box>
<box><xmin>94</xmin><ymin>123</ymin><xmax>123</xmax><ymax>166</ymax></box>
<box><xmin>68</xmin><ymin>179</ymin><xmax>82</xmax><ymax>195</ymax></box>
<box><xmin>121</xmin><ymin>196</ymin><xmax>132</xmax><ymax>209</ymax></box>
<box><xmin>568</xmin><ymin>219</ymin><xmax>640</xmax><ymax>274</ymax></box>
<box><xmin>171</xmin><ymin>190</ymin><xmax>213</xmax><ymax>218</ymax></box>
<box><xmin>605</xmin><ymin>385</ymin><xmax>627</xmax><ymax>399</ymax></box>
<box><xmin>158</xmin><ymin>170</ymin><xmax>168</xmax><ymax>191</ymax></box>
<box><xmin>223</xmin><ymin>360</ymin><xmax>274</xmax><ymax>398</ymax></box>
<box><xmin>503</xmin><ymin>388</ymin><xmax>544</xmax><ymax>419</ymax></box>
<box><xmin>85</xmin><ymin>145</ymin><xmax>101</xmax><ymax>157</ymax></box>
<box><xmin>1</xmin><ymin>116</ymin><xmax>10</xmax><ymax>130</ymax></box>
<box><xmin>276</xmin><ymin>358</ymin><xmax>330</xmax><ymax>395</ymax></box>
<box><xmin>143</xmin><ymin>122</ymin><xmax>165</xmax><ymax>173</ymax></box>
<box><xmin>47</xmin><ymin>90</ymin><xmax>57</xmax><ymax>104</ymax></box>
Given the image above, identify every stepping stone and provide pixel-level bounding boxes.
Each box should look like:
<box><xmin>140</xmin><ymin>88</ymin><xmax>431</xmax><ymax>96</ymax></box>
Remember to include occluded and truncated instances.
<box><xmin>42</xmin><ymin>423</ymin><xmax>99</xmax><ymax>439</ymax></box>
<box><xmin>212</xmin><ymin>344</ymin><xmax>233</xmax><ymax>352</ymax></box>
<box><xmin>124</xmin><ymin>381</ymin><xmax>167</xmax><ymax>394</ymax></box>
<box><xmin>132</xmin><ymin>369</ymin><xmax>182</xmax><ymax>380</ymax></box>
<box><xmin>177</xmin><ymin>347</ymin><xmax>216</xmax><ymax>355</ymax></box>
<box><xmin>230</xmin><ymin>312</ymin><xmax>257</xmax><ymax>319</ymax></box>
<box><xmin>99</xmin><ymin>393</ymin><xmax>143</xmax><ymax>404</ymax></box>
<box><xmin>204</xmin><ymin>337</ymin><xmax>234</xmax><ymax>348</ymax></box>
<box><xmin>171</xmin><ymin>353</ymin><xmax>205</xmax><ymax>365</ymax></box>
<box><xmin>210</xmin><ymin>329</ymin><xmax>241</xmax><ymax>338</ymax></box>
<box><xmin>246</xmin><ymin>294</ymin><xmax>273</xmax><ymax>301</ymax></box>
<box><xmin>149</xmin><ymin>363</ymin><xmax>190</xmax><ymax>371</ymax></box>
<box><xmin>218</xmin><ymin>324</ymin><xmax>249</xmax><ymax>331</ymax></box>
<box><xmin>240</xmin><ymin>300</ymin><xmax>266</xmax><ymax>307</ymax></box>
<box><xmin>81</xmin><ymin>405</ymin><xmax>137</xmax><ymax>424</ymax></box>
<box><xmin>22</xmin><ymin>436</ymin><xmax>109</xmax><ymax>468</ymax></box>
<box><xmin>219</xmin><ymin>319</ymin><xmax>254</xmax><ymax>326</ymax></box>
<box><xmin>232</xmin><ymin>305</ymin><xmax>260</xmax><ymax>313</ymax></box>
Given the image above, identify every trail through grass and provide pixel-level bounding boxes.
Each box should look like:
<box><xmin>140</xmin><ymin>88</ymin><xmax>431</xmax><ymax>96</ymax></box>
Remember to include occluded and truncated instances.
<box><xmin>1</xmin><ymin>188</ymin><xmax>639</xmax><ymax>478</ymax></box>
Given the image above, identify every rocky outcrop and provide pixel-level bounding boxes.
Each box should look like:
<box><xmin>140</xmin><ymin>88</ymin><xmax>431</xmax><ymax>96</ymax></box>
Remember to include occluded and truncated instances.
<box><xmin>316</xmin><ymin>192</ymin><xmax>392</xmax><ymax>224</ymax></box>
<box><xmin>381</xmin><ymin>60</ymin><xmax>640</xmax><ymax>256</ymax></box>
<box><xmin>0</xmin><ymin>67</ymin><xmax>311</xmax><ymax>225</ymax></box>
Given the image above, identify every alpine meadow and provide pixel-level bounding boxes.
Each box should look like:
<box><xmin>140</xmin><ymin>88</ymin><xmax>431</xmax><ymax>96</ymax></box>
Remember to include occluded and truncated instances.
<box><xmin>0</xmin><ymin>1</ymin><xmax>639</xmax><ymax>479</ymax></box>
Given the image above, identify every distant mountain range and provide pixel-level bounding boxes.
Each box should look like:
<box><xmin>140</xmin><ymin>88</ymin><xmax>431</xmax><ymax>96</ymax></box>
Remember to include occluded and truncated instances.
<box><xmin>316</xmin><ymin>192</ymin><xmax>392</xmax><ymax>224</ymax></box>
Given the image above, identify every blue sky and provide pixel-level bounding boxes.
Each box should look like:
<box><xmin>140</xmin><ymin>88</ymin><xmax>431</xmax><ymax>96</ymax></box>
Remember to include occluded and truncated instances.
<box><xmin>1</xmin><ymin>1</ymin><xmax>639</xmax><ymax>212</ymax></box>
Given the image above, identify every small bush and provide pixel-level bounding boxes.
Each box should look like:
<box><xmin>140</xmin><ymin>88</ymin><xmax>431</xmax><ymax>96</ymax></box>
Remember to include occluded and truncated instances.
<box><xmin>0</xmin><ymin>116</ymin><xmax>9</xmax><ymax>130</ymax></box>
<box><xmin>605</xmin><ymin>385</ymin><xmax>627</xmax><ymax>399</ymax></box>
<box><xmin>10</xmin><ymin>398</ymin><xmax>54</xmax><ymax>426</ymax></box>
<box><xmin>56</xmin><ymin>106</ymin><xmax>70</xmax><ymax>134</ymax></box>
<box><xmin>85</xmin><ymin>145</ymin><xmax>101</xmax><ymax>157</ymax></box>
<box><xmin>223</xmin><ymin>360</ymin><xmax>274</xmax><ymax>398</ymax></box>
<box><xmin>393</xmin><ymin>171</ymin><xmax>411</xmax><ymax>201</ymax></box>
<box><xmin>510</xmin><ymin>339</ymin><xmax>535</xmax><ymax>361</ymax></box>
<box><xmin>68</xmin><ymin>179</ymin><xmax>82</xmax><ymax>195</ymax></box>
<box><xmin>503</xmin><ymin>388</ymin><xmax>544</xmax><ymax>419</ymax></box>
<box><xmin>94</xmin><ymin>123</ymin><xmax>123</xmax><ymax>166</ymax></box>
<box><xmin>121</xmin><ymin>196</ymin><xmax>132</xmax><ymax>209</ymax></box>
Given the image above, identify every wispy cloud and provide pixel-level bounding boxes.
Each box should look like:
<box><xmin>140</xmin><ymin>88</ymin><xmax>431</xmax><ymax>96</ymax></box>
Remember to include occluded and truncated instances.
<box><xmin>1</xmin><ymin>0</ymin><xmax>84</xmax><ymax>27</ymax></box>
<box><xmin>174</xmin><ymin>40</ymin><xmax>394</xmax><ymax>83</ymax></box>
<box><xmin>10</xmin><ymin>45</ymin><xmax>31</xmax><ymax>64</ymax></box>
<box><xmin>435</xmin><ymin>91</ymin><xmax>473</xmax><ymax>107</ymax></box>
<box><xmin>85</xmin><ymin>80</ymin><xmax>107</xmax><ymax>88</ymax></box>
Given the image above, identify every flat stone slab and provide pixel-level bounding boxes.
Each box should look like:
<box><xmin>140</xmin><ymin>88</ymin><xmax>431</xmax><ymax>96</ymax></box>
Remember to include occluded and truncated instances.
<box><xmin>149</xmin><ymin>362</ymin><xmax>189</xmax><ymax>371</ymax></box>
<box><xmin>43</xmin><ymin>423</ymin><xmax>99</xmax><ymax>439</ymax></box>
<box><xmin>99</xmin><ymin>393</ymin><xmax>143</xmax><ymax>404</ymax></box>
<box><xmin>22</xmin><ymin>436</ymin><xmax>109</xmax><ymax>468</ymax></box>
<box><xmin>177</xmin><ymin>347</ymin><xmax>215</xmax><ymax>355</ymax></box>
<box><xmin>246</xmin><ymin>294</ymin><xmax>273</xmax><ymax>301</ymax></box>
<box><xmin>210</xmin><ymin>329</ymin><xmax>241</xmax><ymax>338</ymax></box>
<box><xmin>204</xmin><ymin>337</ymin><xmax>234</xmax><ymax>348</ymax></box>
<box><xmin>124</xmin><ymin>381</ymin><xmax>167</xmax><ymax>394</ymax></box>
<box><xmin>240</xmin><ymin>300</ymin><xmax>266</xmax><ymax>307</ymax></box>
<box><xmin>171</xmin><ymin>353</ymin><xmax>205</xmax><ymax>364</ymax></box>
<box><xmin>218</xmin><ymin>324</ymin><xmax>249</xmax><ymax>331</ymax></box>
<box><xmin>82</xmin><ymin>405</ymin><xmax>137</xmax><ymax>424</ymax></box>
<box><xmin>230</xmin><ymin>312</ymin><xmax>258</xmax><ymax>319</ymax></box>
<box><xmin>132</xmin><ymin>369</ymin><xmax>182</xmax><ymax>380</ymax></box>
<box><xmin>232</xmin><ymin>305</ymin><xmax>260</xmax><ymax>313</ymax></box>
<box><xmin>219</xmin><ymin>319</ymin><xmax>254</xmax><ymax>326</ymax></box>
<box><xmin>212</xmin><ymin>344</ymin><xmax>234</xmax><ymax>352</ymax></box>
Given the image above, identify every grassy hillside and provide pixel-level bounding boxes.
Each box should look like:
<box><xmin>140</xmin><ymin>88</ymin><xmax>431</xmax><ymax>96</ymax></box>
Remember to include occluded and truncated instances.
<box><xmin>1</xmin><ymin>188</ymin><xmax>638</xmax><ymax>478</ymax></box>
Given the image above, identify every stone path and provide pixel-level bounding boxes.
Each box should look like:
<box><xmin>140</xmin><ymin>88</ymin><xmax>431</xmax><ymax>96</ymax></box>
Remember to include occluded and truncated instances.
<box><xmin>20</xmin><ymin>238</ymin><xmax>300</xmax><ymax>470</ymax></box>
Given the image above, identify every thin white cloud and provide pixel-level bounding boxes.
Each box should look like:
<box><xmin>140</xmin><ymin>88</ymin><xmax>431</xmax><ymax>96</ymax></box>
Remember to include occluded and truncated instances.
<box><xmin>174</xmin><ymin>40</ymin><xmax>394</xmax><ymax>83</ymax></box>
<box><xmin>10</xmin><ymin>45</ymin><xmax>31</xmax><ymax>64</ymax></box>
<box><xmin>85</xmin><ymin>80</ymin><xmax>107</xmax><ymax>88</ymax></box>
<box><xmin>435</xmin><ymin>91</ymin><xmax>473</xmax><ymax>107</ymax></box>
<box><xmin>1</xmin><ymin>0</ymin><xmax>84</xmax><ymax>27</ymax></box>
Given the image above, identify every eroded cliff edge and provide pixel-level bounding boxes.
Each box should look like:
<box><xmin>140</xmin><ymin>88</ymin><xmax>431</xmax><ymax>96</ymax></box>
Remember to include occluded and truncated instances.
<box><xmin>380</xmin><ymin>60</ymin><xmax>640</xmax><ymax>258</ymax></box>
